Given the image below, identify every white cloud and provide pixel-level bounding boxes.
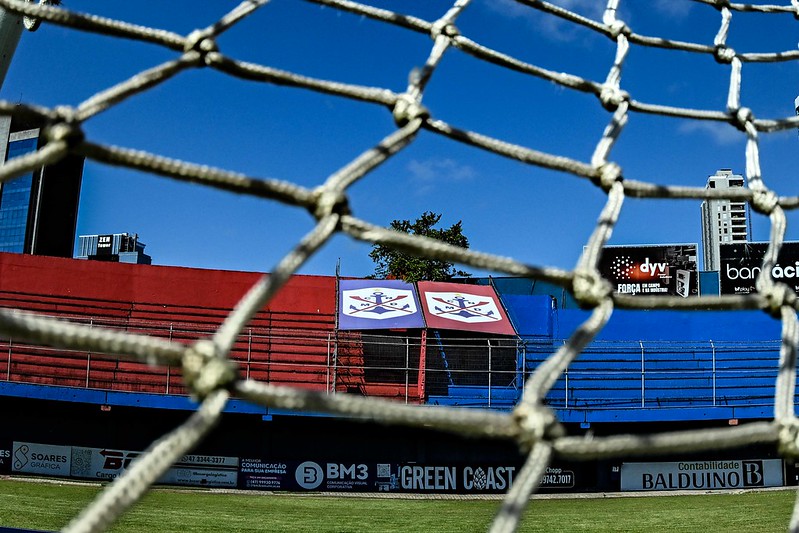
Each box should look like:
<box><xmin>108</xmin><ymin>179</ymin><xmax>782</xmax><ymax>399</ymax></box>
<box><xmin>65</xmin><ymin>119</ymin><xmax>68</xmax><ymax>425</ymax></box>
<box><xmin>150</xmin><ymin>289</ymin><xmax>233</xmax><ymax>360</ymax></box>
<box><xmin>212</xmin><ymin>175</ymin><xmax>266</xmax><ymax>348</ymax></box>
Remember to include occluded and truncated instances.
<box><xmin>677</xmin><ymin>120</ymin><xmax>743</xmax><ymax>146</ymax></box>
<box><xmin>480</xmin><ymin>1</ymin><xmax>693</xmax><ymax>42</ymax></box>
<box><xmin>652</xmin><ymin>0</ymin><xmax>693</xmax><ymax>19</ymax></box>
<box><xmin>481</xmin><ymin>0</ymin><xmax>530</xmax><ymax>20</ymax></box>
<box><xmin>480</xmin><ymin>0</ymin><xmax>604</xmax><ymax>42</ymax></box>
<box><xmin>550</xmin><ymin>0</ymin><xmax>605</xmax><ymax>19</ymax></box>
<box><xmin>406</xmin><ymin>158</ymin><xmax>476</xmax><ymax>195</ymax></box>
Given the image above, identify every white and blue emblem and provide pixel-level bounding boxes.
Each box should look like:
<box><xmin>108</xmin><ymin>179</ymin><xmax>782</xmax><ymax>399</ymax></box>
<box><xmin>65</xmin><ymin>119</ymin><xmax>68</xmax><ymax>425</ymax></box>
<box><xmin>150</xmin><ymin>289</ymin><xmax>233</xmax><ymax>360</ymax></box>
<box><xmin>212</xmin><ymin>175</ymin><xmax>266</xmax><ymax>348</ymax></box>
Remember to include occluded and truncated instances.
<box><xmin>342</xmin><ymin>287</ymin><xmax>418</xmax><ymax>320</ymax></box>
<box><xmin>425</xmin><ymin>292</ymin><xmax>502</xmax><ymax>323</ymax></box>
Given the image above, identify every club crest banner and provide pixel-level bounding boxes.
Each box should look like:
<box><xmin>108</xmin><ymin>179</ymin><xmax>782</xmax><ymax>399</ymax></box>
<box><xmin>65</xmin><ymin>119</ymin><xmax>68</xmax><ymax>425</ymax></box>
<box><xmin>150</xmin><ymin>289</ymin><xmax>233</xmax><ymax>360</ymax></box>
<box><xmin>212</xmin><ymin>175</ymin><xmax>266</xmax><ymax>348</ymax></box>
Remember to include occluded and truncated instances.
<box><xmin>417</xmin><ymin>282</ymin><xmax>516</xmax><ymax>335</ymax></box>
<box><xmin>339</xmin><ymin>279</ymin><xmax>425</xmax><ymax>330</ymax></box>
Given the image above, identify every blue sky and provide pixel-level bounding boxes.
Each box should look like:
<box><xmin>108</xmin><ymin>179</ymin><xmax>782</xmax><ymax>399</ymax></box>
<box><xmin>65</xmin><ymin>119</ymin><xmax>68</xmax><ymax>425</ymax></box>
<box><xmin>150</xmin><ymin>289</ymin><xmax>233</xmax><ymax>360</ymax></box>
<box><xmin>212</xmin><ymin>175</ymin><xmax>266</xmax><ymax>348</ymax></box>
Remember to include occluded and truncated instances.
<box><xmin>2</xmin><ymin>0</ymin><xmax>799</xmax><ymax>278</ymax></box>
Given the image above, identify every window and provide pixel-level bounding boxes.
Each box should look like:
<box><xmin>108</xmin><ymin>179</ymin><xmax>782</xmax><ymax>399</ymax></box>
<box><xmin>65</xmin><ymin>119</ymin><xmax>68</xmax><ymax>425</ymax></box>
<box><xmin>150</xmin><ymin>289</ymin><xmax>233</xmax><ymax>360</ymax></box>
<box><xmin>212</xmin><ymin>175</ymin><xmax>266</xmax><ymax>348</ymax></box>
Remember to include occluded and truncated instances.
<box><xmin>0</xmin><ymin>136</ymin><xmax>37</xmax><ymax>253</ymax></box>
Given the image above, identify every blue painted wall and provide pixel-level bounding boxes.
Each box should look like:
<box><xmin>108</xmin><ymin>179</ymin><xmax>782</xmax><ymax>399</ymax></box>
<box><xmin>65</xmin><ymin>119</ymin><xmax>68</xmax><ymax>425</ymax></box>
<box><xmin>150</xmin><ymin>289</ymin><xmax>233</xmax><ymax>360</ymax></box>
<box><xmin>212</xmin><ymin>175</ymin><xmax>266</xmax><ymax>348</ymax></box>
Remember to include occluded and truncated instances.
<box><xmin>555</xmin><ymin>308</ymin><xmax>781</xmax><ymax>342</ymax></box>
<box><xmin>499</xmin><ymin>291</ymin><xmax>787</xmax><ymax>423</ymax></box>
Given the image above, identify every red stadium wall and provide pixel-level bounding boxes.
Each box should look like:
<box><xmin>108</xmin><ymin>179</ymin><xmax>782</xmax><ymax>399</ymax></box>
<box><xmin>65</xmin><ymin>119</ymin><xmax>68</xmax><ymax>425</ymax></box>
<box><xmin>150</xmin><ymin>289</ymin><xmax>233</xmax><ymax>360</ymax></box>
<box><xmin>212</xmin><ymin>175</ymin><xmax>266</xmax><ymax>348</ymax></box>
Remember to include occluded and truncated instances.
<box><xmin>0</xmin><ymin>253</ymin><xmax>338</xmax><ymax>396</ymax></box>
<box><xmin>0</xmin><ymin>252</ymin><xmax>333</xmax><ymax>313</ymax></box>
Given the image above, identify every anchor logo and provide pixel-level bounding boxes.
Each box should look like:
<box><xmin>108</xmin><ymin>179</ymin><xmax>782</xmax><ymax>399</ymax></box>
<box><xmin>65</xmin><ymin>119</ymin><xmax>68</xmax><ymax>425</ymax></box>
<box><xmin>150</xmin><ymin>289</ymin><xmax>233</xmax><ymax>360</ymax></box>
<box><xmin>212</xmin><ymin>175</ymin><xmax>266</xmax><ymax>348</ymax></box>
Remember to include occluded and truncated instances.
<box><xmin>342</xmin><ymin>287</ymin><xmax>418</xmax><ymax>320</ymax></box>
<box><xmin>425</xmin><ymin>292</ymin><xmax>503</xmax><ymax>323</ymax></box>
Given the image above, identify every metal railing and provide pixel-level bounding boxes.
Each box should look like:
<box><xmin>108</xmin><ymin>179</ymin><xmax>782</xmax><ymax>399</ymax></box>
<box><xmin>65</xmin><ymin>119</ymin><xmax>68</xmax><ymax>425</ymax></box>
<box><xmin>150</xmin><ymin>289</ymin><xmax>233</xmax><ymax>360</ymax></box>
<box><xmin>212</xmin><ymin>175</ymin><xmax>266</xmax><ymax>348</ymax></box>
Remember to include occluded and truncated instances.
<box><xmin>526</xmin><ymin>339</ymin><xmax>785</xmax><ymax>410</ymax></box>
<box><xmin>0</xmin><ymin>319</ymin><xmax>788</xmax><ymax>410</ymax></box>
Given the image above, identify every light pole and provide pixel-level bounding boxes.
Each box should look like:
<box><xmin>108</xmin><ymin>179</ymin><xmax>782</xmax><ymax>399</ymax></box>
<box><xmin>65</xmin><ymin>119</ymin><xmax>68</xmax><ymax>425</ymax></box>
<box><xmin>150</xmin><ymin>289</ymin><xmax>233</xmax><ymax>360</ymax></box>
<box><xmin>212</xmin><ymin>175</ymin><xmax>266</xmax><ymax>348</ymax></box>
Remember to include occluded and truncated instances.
<box><xmin>0</xmin><ymin>6</ymin><xmax>24</xmax><ymax>88</ymax></box>
<box><xmin>0</xmin><ymin>0</ymin><xmax>55</xmax><ymax>89</ymax></box>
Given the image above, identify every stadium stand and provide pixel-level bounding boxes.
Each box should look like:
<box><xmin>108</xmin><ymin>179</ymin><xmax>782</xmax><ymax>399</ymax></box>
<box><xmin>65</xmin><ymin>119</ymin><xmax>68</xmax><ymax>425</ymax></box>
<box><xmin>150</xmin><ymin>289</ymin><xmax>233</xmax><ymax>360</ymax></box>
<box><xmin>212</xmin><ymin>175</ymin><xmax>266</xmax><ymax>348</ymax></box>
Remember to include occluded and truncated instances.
<box><xmin>0</xmin><ymin>253</ymin><xmax>790</xmax><ymax>426</ymax></box>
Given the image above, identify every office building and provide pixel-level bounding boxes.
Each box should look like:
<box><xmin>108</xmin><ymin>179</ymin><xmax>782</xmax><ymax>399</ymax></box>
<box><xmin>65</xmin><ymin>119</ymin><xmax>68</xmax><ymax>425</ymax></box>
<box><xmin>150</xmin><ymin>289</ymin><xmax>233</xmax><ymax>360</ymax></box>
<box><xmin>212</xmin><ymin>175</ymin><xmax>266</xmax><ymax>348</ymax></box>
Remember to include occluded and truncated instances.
<box><xmin>0</xmin><ymin>114</ymin><xmax>83</xmax><ymax>257</ymax></box>
<box><xmin>700</xmin><ymin>169</ymin><xmax>749</xmax><ymax>272</ymax></box>
<box><xmin>76</xmin><ymin>232</ymin><xmax>152</xmax><ymax>265</ymax></box>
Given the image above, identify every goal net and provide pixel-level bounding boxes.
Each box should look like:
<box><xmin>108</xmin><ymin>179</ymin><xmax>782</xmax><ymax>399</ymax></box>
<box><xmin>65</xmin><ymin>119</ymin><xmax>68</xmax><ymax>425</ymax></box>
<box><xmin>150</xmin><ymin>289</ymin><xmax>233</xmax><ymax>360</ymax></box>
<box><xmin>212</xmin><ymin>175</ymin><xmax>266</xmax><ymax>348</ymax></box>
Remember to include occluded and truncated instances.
<box><xmin>1</xmin><ymin>0</ymin><xmax>798</xmax><ymax>531</ymax></box>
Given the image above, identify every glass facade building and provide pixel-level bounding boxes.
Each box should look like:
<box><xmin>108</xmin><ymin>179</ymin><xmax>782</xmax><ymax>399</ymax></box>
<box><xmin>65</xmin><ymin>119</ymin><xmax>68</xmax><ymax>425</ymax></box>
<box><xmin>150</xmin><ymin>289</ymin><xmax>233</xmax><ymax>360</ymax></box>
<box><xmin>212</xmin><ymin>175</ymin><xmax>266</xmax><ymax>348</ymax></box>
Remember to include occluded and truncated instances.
<box><xmin>0</xmin><ymin>116</ymin><xmax>83</xmax><ymax>257</ymax></box>
<box><xmin>0</xmin><ymin>131</ymin><xmax>37</xmax><ymax>252</ymax></box>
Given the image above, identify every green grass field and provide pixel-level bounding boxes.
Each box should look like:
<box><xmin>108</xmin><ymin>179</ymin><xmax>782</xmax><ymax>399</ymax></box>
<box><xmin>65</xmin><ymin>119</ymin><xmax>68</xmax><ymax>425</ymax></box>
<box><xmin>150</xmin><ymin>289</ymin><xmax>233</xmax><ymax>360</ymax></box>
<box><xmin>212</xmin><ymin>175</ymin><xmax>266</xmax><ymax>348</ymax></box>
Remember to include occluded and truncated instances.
<box><xmin>0</xmin><ymin>477</ymin><xmax>795</xmax><ymax>532</ymax></box>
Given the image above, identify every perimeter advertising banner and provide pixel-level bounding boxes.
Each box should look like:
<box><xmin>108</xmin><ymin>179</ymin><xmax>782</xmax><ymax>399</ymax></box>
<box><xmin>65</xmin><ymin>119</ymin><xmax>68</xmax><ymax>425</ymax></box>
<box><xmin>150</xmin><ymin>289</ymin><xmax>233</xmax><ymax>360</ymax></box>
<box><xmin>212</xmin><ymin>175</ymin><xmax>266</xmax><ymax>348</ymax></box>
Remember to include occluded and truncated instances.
<box><xmin>417</xmin><ymin>281</ymin><xmax>516</xmax><ymax>335</ymax></box>
<box><xmin>621</xmin><ymin>459</ymin><xmax>783</xmax><ymax>491</ymax></box>
<box><xmin>239</xmin><ymin>459</ymin><xmax>376</xmax><ymax>491</ymax></box>
<box><xmin>338</xmin><ymin>279</ymin><xmax>425</xmax><ymax>330</ymax></box>
<box><xmin>597</xmin><ymin>244</ymin><xmax>699</xmax><ymax>298</ymax></box>
<box><xmin>719</xmin><ymin>242</ymin><xmax>799</xmax><ymax>295</ymax></box>
<box><xmin>11</xmin><ymin>442</ymin><xmax>71</xmax><ymax>476</ymax></box>
<box><xmin>69</xmin><ymin>446</ymin><xmax>239</xmax><ymax>487</ymax></box>
<box><xmin>238</xmin><ymin>459</ymin><xmax>574</xmax><ymax>494</ymax></box>
<box><xmin>10</xmin><ymin>441</ymin><xmax>238</xmax><ymax>488</ymax></box>
<box><xmin>384</xmin><ymin>463</ymin><xmax>518</xmax><ymax>493</ymax></box>
<box><xmin>0</xmin><ymin>441</ymin><xmax>10</xmax><ymax>474</ymax></box>
<box><xmin>381</xmin><ymin>464</ymin><xmax>575</xmax><ymax>493</ymax></box>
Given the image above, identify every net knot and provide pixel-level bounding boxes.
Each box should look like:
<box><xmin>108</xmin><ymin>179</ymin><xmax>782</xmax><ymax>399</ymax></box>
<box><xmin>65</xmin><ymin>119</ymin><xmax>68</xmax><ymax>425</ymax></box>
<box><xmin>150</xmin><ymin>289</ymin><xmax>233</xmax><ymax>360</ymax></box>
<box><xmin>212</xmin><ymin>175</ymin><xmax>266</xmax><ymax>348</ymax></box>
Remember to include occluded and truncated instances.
<box><xmin>793</xmin><ymin>0</ymin><xmax>799</xmax><ymax>20</ymax></box>
<box><xmin>606</xmin><ymin>20</ymin><xmax>630</xmax><ymax>40</ymax></box>
<box><xmin>182</xmin><ymin>339</ymin><xmax>238</xmax><ymax>400</ymax></box>
<box><xmin>184</xmin><ymin>30</ymin><xmax>219</xmax><ymax>65</ymax></box>
<box><xmin>713</xmin><ymin>45</ymin><xmax>736</xmax><ymax>64</ymax></box>
<box><xmin>750</xmin><ymin>188</ymin><xmax>779</xmax><ymax>215</ymax></box>
<box><xmin>599</xmin><ymin>85</ymin><xmax>628</xmax><ymax>112</ymax></box>
<box><xmin>393</xmin><ymin>93</ymin><xmax>430</xmax><ymax>127</ymax></box>
<box><xmin>592</xmin><ymin>162</ymin><xmax>623</xmax><ymax>192</ymax></box>
<box><xmin>311</xmin><ymin>186</ymin><xmax>350</xmax><ymax>221</ymax></box>
<box><xmin>731</xmin><ymin>106</ymin><xmax>754</xmax><ymax>132</ymax></box>
<box><xmin>761</xmin><ymin>282</ymin><xmax>796</xmax><ymax>318</ymax></box>
<box><xmin>778</xmin><ymin>419</ymin><xmax>799</xmax><ymax>457</ymax></box>
<box><xmin>44</xmin><ymin>111</ymin><xmax>85</xmax><ymax>148</ymax></box>
<box><xmin>512</xmin><ymin>402</ymin><xmax>563</xmax><ymax>452</ymax></box>
<box><xmin>430</xmin><ymin>20</ymin><xmax>460</xmax><ymax>41</ymax></box>
<box><xmin>572</xmin><ymin>268</ymin><xmax>613</xmax><ymax>309</ymax></box>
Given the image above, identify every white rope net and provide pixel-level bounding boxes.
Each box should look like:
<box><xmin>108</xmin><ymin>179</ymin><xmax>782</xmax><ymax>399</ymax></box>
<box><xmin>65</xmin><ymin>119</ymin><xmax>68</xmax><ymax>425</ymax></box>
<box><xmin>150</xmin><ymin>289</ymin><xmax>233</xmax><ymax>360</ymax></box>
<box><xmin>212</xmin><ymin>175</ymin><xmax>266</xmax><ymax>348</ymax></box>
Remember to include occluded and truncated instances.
<box><xmin>2</xmin><ymin>0</ymin><xmax>799</xmax><ymax>531</ymax></box>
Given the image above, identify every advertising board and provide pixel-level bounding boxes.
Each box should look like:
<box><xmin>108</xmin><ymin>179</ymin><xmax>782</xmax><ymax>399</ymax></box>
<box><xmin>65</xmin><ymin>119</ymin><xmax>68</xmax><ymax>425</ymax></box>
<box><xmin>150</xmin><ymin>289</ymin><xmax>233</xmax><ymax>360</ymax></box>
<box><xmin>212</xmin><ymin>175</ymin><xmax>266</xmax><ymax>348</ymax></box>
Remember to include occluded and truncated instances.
<box><xmin>417</xmin><ymin>281</ymin><xmax>516</xmax><ymax>335</ymax></box>
<box><xmin>0</xmin><ymin>441</ymin><xmax>12</xmax><ymax>474</ymax></box>
<box><xmin>338</xmin><ymin>279</ymin><xmax>425</xmax><ymax>330</ymax></box>
<box><xmin>621</xmin><ymin>459</ymin><xmax>783</xmax><ymax>491</ymax></box>
<box><xmin>239</xmin><ymin>459</ymin><xmax>376</xmax><ymax>491</ymax></box>
<box><xmin>11</xmin><ymin>442</ymin><xmax>71</xmax><ymax>477</ymax></box>
<box><xmin>239</xmin><ymin>458</ymin><xmax>292</xmax><ymax>490</ymax></box>
<box><xmin>384</xmin><ymin>464</ymin><xmax>517</xmax><ymax>493</ymax></box>
<box><xmin>378</xmin><ymin>463</ymin><xmax>574</xmax><ymax>493</ymax></box>
<box><xmin>238</xmin><ymin>460</ymin><xmax>575</xmax><ymax>493</ymax></box>
<box><xmin>70</xmin><ymin>447</ymin><xmax>238</xmax><ymax>487</ymax></box>
<box><xmin>719</xmin><ymin>242</ymin><xmax>799</xmax><ymax>295</ymax></box>
<box><xmin>598</xmin><ymin>244</ymin><xmax>699</xmax><ymax>298</ymax></box>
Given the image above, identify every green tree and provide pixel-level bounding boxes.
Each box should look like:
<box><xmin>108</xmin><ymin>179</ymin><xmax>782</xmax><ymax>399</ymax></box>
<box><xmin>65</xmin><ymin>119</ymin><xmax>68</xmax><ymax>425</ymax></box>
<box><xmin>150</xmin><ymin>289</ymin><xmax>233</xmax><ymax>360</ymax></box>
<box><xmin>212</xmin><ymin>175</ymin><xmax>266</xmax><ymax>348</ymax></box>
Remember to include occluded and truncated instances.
<box><xmin>369</xmin><ymin>211</ymin><xmax>470</xmax><ymax>282</ymax></box>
